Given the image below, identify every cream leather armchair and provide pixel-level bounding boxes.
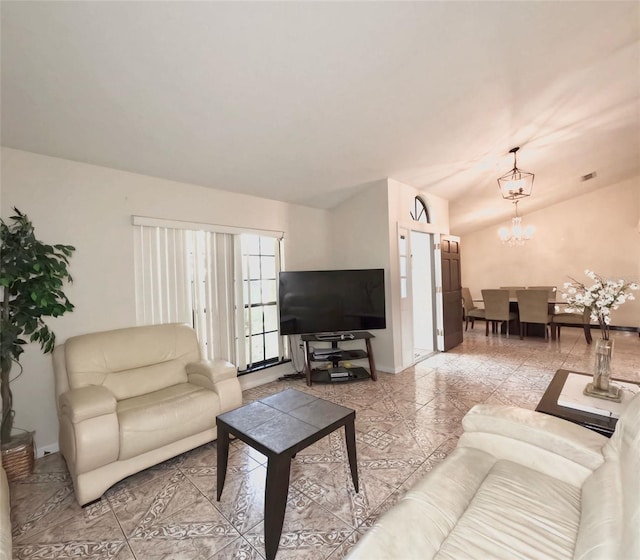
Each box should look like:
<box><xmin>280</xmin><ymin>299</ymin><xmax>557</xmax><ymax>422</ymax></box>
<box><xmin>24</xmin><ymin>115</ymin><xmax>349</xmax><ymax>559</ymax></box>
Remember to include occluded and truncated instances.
<box><xmin>52</xmin><ymin>323</ymin><xmax>242</xmax><ymax>505</ymax></box>
<box><xmin>0</xmin><ymin>464</ymin><xmax>10</xmax><ymax>560</ymax></box>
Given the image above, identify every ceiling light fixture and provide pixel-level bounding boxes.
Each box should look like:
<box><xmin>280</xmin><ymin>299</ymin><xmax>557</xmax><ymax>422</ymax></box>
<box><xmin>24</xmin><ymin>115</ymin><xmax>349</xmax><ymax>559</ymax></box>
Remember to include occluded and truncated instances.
<box><xmin>497</xmin><ymin>146</ymin><xmax>534</xmax><ymax>200</ymax></box>
<box><xmin>498</xmin><ymin>201</ymin><xmax>534</xmax><ymax>246</ymax></box>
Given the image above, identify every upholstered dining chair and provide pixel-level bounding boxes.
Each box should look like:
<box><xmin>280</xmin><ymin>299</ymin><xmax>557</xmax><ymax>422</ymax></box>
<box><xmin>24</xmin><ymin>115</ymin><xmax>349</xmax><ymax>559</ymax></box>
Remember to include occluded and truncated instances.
<box><xmin>516</xmin><ymin>289</ymin><xmax>554</xmax><ymax>341</ymax></box>
<box><xmin>499</xmin><ymin>286</ymin><xmax>526</xmax><ymax>299</ymax></box>
<box><xmin>481</xmin><ymin>289</ymin><xmax>517</xmax><ymax>337</ymax></box>
<box><xmin>528</xmin><ymin>286</ymin><xmax>557</xmax><ymax>299</ymax></box>
<box><xmin>462</xmin><ymin>287</ymin><xmax>485</xmax><ymax>331</ymax></box>
<box><xmin>551</xmin><ymin>308</ymin><xmax>593</xmax><ymax>344</ymax></box>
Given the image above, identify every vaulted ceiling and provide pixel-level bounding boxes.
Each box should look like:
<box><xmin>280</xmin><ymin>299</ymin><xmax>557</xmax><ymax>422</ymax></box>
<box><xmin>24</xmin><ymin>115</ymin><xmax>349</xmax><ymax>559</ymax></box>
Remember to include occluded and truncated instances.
<box><xmin>2</xmin><ymin>1</ymin><xmax>638</xmax><ymax>234</ymax></box>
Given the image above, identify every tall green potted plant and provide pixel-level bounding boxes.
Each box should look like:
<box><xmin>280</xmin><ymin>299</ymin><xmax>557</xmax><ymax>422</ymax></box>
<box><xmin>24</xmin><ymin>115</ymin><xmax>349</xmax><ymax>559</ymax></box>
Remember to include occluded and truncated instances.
<box><xmin>0</xmin><ymin>208</ymin><xmax>75</xmax><ymax>444</ymax></box>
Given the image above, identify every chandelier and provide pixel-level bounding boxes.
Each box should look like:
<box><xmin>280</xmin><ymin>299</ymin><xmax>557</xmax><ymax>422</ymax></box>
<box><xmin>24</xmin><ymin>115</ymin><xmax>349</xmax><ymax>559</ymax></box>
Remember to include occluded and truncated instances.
<box><xmin>498</xmin><ymin>201</ymin><xmax>534</xmax><ymax>246</ymax></box>
<box><xmin>497</xmin><ymin>146</ymin><xmax>534</xmax><ymax>200</ymax></box>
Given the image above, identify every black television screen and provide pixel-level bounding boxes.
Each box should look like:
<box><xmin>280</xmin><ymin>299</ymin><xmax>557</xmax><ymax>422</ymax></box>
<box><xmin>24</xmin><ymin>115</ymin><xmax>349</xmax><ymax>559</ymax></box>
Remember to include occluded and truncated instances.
<box><xmin>278</xmin><ymin>269</ymin><xmax>386</xmax><ymax>336</ymax></box>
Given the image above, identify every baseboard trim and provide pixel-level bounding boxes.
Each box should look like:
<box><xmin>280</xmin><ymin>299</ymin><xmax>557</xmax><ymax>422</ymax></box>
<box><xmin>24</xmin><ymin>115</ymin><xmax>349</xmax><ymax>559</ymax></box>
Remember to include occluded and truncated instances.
<box><xmin>609</xmin><ymin>325</ymin><xmax>640</xmax><ymax>333</ymax></box>
<box><xmin>37</xmin><ymin>442</ymin><xmax>60</xmax><ymax>458</ymax></box>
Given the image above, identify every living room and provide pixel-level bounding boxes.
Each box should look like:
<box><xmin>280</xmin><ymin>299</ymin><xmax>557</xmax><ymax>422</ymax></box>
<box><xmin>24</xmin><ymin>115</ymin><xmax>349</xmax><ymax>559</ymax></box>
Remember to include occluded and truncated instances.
<box><xmin>1</xmin><ymin>2</ymin><xmax>639</xmax><ymax>559</ymax></box>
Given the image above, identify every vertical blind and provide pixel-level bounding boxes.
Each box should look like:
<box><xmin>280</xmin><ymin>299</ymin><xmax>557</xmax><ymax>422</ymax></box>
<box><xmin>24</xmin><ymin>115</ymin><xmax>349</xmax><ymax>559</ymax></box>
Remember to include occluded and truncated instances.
<box><xmin>134</xmin><ymin>225</ymin><xmax>237</xmax><ymax>364</ymax></box>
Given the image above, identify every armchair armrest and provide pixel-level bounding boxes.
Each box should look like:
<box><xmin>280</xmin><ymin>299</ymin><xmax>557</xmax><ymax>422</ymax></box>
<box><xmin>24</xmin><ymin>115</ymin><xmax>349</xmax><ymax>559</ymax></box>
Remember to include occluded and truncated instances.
<box><xmin>57</xmin><ymin>386</ymin><xmax>119</xmax><ymax>475</ymax></box>
<box><xmin>458</xmin><ymin>404</ymin><xmax>607</xmax><ymax>485</ymax></box>
<box><xmin>186</xmin><ymin>359</ymin><xmax>237</xmax><ymax>386</ymax></box>
<box><xmin>59</xmin><ymin>386</ymin><xmax>117</xmax><ymax>423</ymax></box>
<box><xmin>186</xmin><ymin>360</ymin><xmax>242</xmax><ymax>412</ymax></box>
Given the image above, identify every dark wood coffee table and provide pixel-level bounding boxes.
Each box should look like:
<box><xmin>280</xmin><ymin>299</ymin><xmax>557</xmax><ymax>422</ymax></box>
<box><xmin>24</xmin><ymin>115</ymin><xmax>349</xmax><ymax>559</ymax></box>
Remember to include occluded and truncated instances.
<box><xmin>216</xmin><ymin>388</ymin><xmax>359</xmax><ymax>560</ymax></box>
<box><xmin>536</xmin><ymin>369</ymin><xmax>632</xmax><ymax>437</ymax></box>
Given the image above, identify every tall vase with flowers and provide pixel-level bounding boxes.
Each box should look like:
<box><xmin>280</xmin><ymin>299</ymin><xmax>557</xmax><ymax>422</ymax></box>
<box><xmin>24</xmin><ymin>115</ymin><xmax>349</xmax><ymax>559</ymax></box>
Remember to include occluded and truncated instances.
<box><xmin>562</xmin><ymin>270</ymin><xmax>638</xmax><ymax>401</ymax></box>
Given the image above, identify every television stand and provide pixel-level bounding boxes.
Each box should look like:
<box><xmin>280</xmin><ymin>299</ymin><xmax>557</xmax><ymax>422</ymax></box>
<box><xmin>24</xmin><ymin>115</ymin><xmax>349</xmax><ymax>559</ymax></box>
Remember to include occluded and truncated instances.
<box><xmin>301</xmin><ymin>331</ymin><xmax>377</xmax><ymax>387</ymax></box>
<box><xmin>315</xmin><ymin>332</ymin><xmax>355</xmax><ymax>341</ymax></box>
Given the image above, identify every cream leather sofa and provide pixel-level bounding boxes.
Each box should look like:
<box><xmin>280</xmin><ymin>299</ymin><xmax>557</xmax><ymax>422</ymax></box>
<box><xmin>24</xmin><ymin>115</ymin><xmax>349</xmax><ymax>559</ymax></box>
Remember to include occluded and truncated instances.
<box><xmin>348</xmin><ymin>392</ymin><xmax>640</xmax><ymax>559</ymax></box>
<box><xmin>53</xmin><ymin>323</ymin><xmax>242</xmax><ymax>506</ymax></box>
<box><xmin>0</xmin><ymin>464</ymin><xmax>10</xmax><ymax>560</ymax></box>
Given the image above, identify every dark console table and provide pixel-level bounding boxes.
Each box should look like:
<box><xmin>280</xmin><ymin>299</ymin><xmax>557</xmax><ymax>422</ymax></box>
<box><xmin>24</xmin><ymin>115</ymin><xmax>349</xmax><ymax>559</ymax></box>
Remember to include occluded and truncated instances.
<box><xmin>301</xmin><ymin>331</ymin><xmax>377</xmax><ymax>386</ymax></box>
<box><xmin>216</xmin><ymin>389</ymin><xmax>358</xmax><ymax>560</ymax></box>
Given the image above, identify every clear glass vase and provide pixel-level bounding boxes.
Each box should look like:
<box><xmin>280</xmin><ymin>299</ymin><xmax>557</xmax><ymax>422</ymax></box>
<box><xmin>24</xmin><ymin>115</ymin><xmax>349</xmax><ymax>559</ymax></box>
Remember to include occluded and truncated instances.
<box><xmin>593</xmin><ymin>338</ymin><xmax>614</xmax><ymax>391</ymax></box>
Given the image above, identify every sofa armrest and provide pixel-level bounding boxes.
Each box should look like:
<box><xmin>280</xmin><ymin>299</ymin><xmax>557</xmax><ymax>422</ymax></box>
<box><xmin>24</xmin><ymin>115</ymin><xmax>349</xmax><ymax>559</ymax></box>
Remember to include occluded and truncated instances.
<box><xmin>458</xmin><ymin>404</ymin><xmax>607</xmax><ymax>485</ymax></box>
<box><xmin>58</xmin><ymin>386</ymin><xmax>119</xmax><ymax>475</ymax></box>
<box><xmin>59</xmin><ymin>385</ymin><xmax>117</xmax><ymax>423</ymax></box>
<box><xmin>186</xmin><ymin>360</ymin><xmax>242</xmax><ymax>412</ymax></box>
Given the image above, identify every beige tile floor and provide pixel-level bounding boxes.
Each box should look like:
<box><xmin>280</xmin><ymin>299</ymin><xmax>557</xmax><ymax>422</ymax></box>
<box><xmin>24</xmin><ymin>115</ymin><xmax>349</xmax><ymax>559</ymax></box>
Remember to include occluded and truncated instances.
<box><xmin>9</xmin><ymin>328</ymin><xmax>640</xmax><ymax>560</ymax></box>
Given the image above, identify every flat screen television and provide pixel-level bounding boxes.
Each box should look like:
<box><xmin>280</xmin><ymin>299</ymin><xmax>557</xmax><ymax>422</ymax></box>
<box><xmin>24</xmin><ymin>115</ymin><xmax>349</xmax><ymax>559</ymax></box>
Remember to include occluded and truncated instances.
<box><xmin>278</xmin><ymin>268</ymin><xmax>386</xmax><ymax>336</ymax></box>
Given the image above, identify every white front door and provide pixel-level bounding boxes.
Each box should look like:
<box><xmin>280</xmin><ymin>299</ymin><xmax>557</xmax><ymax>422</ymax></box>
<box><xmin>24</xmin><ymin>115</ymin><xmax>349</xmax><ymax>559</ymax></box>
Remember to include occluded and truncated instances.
<box><xmin>410</xmin><ymin>230</ymin><xmax>435</xmax><ymax>358</ymax></box>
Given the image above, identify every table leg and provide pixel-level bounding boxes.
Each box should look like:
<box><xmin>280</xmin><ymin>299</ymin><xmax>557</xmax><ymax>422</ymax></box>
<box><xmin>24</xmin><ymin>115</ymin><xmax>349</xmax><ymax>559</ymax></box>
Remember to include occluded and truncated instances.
<box><xmin>264</xmin><ymin>455</ymin><xmax>292</xmax><ymax>560</ymax></box>
<box><xmin>344</xmin><ymin>419</ymin><xmax>359</xmax><ymax>493</ymax></box>
<box><xmin>216</xmin><ymin>425</ymin><xmax>230</xmax><ymax>501</ymax></box>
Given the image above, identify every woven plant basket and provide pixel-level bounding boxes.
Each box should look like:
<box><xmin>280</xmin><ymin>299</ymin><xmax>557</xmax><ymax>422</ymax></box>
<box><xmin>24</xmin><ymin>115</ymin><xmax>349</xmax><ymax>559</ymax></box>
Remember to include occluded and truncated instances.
<box><xmin>1</xmin><ymin>431</ymin><xmax>35</xmax><ymax>482</ymax></box>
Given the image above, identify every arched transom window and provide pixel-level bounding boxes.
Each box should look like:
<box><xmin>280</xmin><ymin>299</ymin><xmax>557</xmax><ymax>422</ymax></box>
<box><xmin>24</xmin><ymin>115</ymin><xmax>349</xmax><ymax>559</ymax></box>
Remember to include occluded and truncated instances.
<box><xmin>410</xmin><ymin>196</ymin><xmax>430</xmax><ymax>223</ymax></box>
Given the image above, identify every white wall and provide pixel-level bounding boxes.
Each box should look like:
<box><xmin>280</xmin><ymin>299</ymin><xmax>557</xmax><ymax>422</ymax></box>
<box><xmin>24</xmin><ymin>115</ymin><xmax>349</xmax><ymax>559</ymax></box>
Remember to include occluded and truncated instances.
<box><xmin>328</xmin><ymin>180</ymin><xmax>394</xmax><ymax>370</ymax></box>
<box><xmin>461</xmin><ymin>176</ymin><xmax>640</xmax><ymax>327</ymax></box>
<box><xmin>327</xmin><ymin>179</ymin><xmax>451</xmax><ymax>373</ymax></box>
<box><xmin>1</xmin><ymin>147</ymin><xmax>333</xmax><ymax>452</ymax></box>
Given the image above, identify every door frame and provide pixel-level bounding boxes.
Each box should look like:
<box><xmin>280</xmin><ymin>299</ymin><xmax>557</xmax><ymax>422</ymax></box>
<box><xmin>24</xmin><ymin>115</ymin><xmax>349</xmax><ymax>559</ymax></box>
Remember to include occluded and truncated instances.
<box><xmin>397</xmin><ymin>222</ymin><xmax>439</xmax><ymax>367</ymax></box>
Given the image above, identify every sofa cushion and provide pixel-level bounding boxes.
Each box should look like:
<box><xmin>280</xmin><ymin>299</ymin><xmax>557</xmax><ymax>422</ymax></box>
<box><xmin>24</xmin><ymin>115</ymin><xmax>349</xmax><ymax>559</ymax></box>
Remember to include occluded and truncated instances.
<box><xmin>64</xmin><ymin>323</ymin><xmax>200</xmax><ymax>400</ymax></box>
<box><xmin>349</xmin><ymin>447</ymin><xmax>581</xmax><ymax>560</ymax></box>
<box><xmin>364</xmin><ymin>448</ymin><xmax>496</xmax><ymax>558</ymax></box>
<box><xmin>437</xmin><ymin>460</ymin><xmax>580</xmax><ymax>560</ymax></box>
<box><xmin>117</xmin><ymin>383</ymin><xmax>220</xmax><ymax>460</ymax></box>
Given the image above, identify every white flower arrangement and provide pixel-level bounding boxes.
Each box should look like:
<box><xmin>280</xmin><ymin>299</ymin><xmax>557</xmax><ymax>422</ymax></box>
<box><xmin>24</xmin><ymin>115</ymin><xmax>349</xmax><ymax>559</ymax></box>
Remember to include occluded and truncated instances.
<box><xmin>562</xmin><ymin>270</ymin><xmax>638</xmax><ymax>340</ymax></box>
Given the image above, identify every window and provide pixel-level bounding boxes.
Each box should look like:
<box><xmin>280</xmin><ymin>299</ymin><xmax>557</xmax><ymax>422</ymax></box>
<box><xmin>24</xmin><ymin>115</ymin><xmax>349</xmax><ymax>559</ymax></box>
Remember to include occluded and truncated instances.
<box><xmin>410</xmin><ymin>196</ymin><xmax>430</xmax><ymax>223</ymax></box>
<box><xmin>241</xmin><ymin>235</ymin><xmax>280</xmax><ymax>370</ymax></box>
<box><xmin>133</xmin><ymin>217</ymin><xmax>285</xmax><ymax>373</ymax></box>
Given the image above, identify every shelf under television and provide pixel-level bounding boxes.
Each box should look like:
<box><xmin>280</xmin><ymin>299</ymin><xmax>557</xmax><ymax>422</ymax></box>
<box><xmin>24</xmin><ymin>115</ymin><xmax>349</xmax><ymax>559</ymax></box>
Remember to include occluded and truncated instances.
<box><xmin>310</xmin><ymin>367</ymin><xmax>371</xmax><ymax>384</ymax></box>
<box><xmin>310</xmin><ymin>349</ymin><xmax>368</xmax><ymax>362</ymax></box>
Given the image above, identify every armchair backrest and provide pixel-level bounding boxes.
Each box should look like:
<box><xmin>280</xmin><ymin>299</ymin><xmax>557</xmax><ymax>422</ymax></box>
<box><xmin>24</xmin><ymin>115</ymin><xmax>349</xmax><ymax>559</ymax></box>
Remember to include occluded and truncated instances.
<box><xmin>481</xmin><ymin>289</ymin><xmax>510</xmax><ymax>321</ymax></box>
<box><xmin>54</xmin><ymin>323</ymin><xmax>200</xmax><ymax>401</ymax></box>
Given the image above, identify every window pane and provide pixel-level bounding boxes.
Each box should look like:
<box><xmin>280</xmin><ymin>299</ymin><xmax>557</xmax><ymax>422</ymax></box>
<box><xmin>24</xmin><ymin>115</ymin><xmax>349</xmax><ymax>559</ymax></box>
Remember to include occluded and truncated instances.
<box><xmin>400</xmin><ymin>256</ymin><xmax>407</xmax><ymax>277</ymax></box>
<box><xmin>243</xmin><ymin>279</ymin><xmax>249</xmax><ymax>303</ymax></box>
<box><xmin>401</xmin><ymin>278</ymin><xmax>407</xmax><ymax>298</ymax></box>
<box><xmin>262</xmin><ymin>279</ymin><xmax>276</xmax><ymax>303</ymax></box>
<box><xmin>261</xmin><ymin>256</ymin><xmax>276</xmax><ymax>278</ymax></box>
<box><xmin>244</xmin><ymin>234</ymin><xmax>261</xmax><ymax>255</ymax></box>
<box><xmin>259</xmin><ymin>237</ymin><xmax>277</xmax><ymax>256</ymax></box>
<box><xmin>250</xmin><ymin>306</ymin><xmax>264</xmax><ymax>334</ymax></box>
<box><xmin>265</xmin><ymin>331</ymin><xmax>279</xmax><ymax>360</ymax></box>
<box><xmin>243</xmin><ymin>308</ymin><xmax>251</xmax><ymax>336</ymax></box>
<box><xmin>264</xmin><ymin>305</ymin><xmax>278</xmax><ymax>331</ymax></box>
<box><xmin>249</xmin><ymin>280</ymin><xmax>262</xmax><ymax>304</ymax></box>
<box><xmin>399</xmin><ymin>236</ymin><xmax>406</xmax><ymax>256</ymax></box>
<box><xmin>248</xmin><ymin>256</ymin><xmax>262</xmax><ymax>280</ymax></box>
<box><xmin>250</xmin><ymin>335</ymin><xmax>265</xmax><ymax>363</ymax></box>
